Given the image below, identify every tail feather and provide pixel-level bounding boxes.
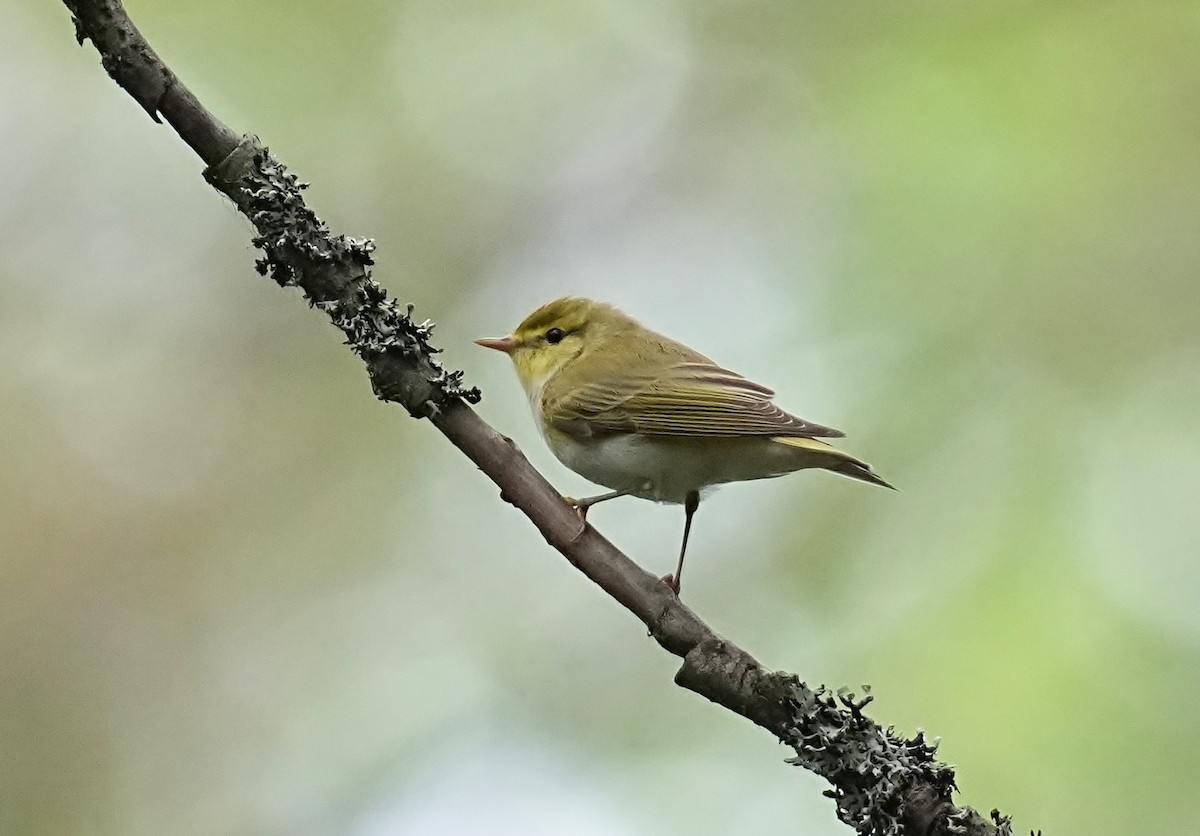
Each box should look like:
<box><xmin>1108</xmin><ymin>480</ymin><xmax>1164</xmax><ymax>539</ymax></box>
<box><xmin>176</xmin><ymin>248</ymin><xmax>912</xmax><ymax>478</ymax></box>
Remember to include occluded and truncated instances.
<box><xmin>773</xmin><ymin>436</ymin><xmax>896</xmax><ymax>490</ymax></box>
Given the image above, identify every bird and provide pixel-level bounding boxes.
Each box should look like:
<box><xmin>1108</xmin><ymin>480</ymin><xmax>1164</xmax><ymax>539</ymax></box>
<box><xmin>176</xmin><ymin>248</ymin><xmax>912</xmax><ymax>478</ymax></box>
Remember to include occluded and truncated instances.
<box><xmin>476</xmin><ymin>297</ymin><xmax>892</xmax><ymax>593</ymax></box>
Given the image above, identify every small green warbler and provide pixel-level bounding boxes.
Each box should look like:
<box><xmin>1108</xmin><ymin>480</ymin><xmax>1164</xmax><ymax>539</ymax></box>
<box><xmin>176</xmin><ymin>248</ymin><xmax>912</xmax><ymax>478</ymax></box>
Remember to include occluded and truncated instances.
<box><xmin>477</xmin><ymin>297</ymin><xmax>892</xmax><ymax>593</ymax></box>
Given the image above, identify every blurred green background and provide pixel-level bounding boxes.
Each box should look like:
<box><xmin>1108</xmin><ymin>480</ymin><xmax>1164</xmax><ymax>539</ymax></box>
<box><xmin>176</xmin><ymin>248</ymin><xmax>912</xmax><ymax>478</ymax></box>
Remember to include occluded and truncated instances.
<box><xmin>4</xmin><ymin>2</ymin><xmax>1199</xmax><ymax>834</ymax></box>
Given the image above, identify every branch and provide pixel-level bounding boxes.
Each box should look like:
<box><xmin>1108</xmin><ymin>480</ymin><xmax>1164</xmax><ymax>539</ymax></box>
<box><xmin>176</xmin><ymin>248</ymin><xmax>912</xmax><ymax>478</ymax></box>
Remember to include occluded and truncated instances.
<box><xmin>61</xmin><ymin>3</ymin><xmax>1023</xmax><ymax>834</ymax></box>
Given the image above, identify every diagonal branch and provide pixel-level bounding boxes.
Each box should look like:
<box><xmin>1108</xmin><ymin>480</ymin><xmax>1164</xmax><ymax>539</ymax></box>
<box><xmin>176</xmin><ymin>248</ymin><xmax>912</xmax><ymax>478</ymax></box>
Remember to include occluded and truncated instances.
<box><xmin>61</xmin><ymin>3</ymin><xmax>1022</xmax><ymax>834</ymax></box>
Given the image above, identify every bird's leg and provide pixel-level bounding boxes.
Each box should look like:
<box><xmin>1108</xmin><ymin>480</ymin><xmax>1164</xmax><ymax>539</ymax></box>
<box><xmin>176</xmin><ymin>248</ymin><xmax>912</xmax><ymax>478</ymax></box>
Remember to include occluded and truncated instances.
<box><xmin>564</xmin><ymin>489</ymin><xmax>631</xmax><ymax>522</ymax></box>
<box><xmin>663</xmin><ymin>490</ymin><xmax>700</xmax><ymax>595</ymax></box>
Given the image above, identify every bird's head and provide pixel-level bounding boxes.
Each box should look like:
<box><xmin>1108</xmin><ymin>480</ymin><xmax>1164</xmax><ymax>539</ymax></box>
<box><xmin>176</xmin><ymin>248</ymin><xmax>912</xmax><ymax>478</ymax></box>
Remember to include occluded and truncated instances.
<box><xmin>475</xmin><ymin>296</ymin><xmax>629</xmax><ymax>395</ymax></box>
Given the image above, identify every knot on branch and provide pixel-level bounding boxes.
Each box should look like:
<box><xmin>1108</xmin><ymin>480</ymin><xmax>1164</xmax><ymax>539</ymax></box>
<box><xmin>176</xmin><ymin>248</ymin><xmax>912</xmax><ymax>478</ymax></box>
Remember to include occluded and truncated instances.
<box><xmin>203</xmin><ymin>136</ymin><xmax>481</xmax><ymax>411</ymax></box>
<box><xmin>66</xmin><ymin>0</ymin><xmax>174</xmax><ymax>122</ymax></box>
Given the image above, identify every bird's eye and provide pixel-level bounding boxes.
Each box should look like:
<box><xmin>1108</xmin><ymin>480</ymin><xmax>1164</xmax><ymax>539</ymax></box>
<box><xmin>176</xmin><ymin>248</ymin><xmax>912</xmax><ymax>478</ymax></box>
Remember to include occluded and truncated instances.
<box><xmin>545</xmin><ymin>327</ymin><xmax>566</xmax><ymax>344</ymax></box>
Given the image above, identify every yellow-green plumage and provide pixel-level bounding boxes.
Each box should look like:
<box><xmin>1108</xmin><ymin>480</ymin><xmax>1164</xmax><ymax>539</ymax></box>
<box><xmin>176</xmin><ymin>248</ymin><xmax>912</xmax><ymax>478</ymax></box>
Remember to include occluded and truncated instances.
<box><xmin>477</xmin><ymin>297</ymin><xmax>892</xmax><ymax>591</ymax></box>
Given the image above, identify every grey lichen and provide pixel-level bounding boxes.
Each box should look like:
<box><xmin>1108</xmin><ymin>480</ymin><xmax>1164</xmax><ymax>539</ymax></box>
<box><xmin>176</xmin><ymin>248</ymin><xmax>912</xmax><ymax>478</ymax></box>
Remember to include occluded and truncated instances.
<box><xmin>204</xmin><ymin>135</ymin><xmax>480</xmax><ymax>408</ymax></box>
<box><xmin>779</xmin><ymin>680</ymin><xmax>1008</xmax><ymax>836</ymax></box>
<box><xmin>675</xmin><ymin>643</ymin><xmax>1009</xmax><ymax>835</ymax></box>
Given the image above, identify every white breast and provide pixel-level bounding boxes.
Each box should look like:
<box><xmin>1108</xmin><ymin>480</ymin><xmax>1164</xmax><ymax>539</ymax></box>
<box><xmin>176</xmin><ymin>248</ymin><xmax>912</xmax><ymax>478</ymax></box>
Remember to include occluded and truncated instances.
<box><xmin>546</xmin><ymin>431</ymin><xmax>669</xmax><ymax>500</ymax></box>
<box><xmin>539</xmin><ymin>417</ymin><xmax>818</xmax><ymax>505</ymax></box>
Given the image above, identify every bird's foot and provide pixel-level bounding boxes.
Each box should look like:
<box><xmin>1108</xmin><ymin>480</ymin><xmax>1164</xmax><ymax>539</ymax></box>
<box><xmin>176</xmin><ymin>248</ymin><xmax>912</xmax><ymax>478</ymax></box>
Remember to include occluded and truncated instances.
<box><xmin>563</xmin><ymin>496</ymin><xmax>589</xmax><ymax>522</ymax></box>
<box><xmin>660</xmin><ymin>574</ymin><xmax>680</xmax><ymax>596</ymax></box>
<box><xmin>563</xmin><ymin>496</ymin><xmax>589</xmax><ymax>540</ymax></box>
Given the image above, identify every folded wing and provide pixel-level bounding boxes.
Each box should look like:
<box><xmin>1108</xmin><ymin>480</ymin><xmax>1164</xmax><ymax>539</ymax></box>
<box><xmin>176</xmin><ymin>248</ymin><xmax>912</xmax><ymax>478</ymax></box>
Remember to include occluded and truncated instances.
<box><xmin>548</xmin><ymin>361</ymin><xmax>844</xmax><ymax>439</ymax></box>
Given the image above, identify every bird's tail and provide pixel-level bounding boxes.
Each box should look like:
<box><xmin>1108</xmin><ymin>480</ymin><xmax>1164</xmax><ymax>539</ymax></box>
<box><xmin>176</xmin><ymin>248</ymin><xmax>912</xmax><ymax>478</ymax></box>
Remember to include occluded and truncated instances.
<box><xmin>773</xmin><ymin>436</ymin><xmax>896</xmax><ymax>490</ymax></box>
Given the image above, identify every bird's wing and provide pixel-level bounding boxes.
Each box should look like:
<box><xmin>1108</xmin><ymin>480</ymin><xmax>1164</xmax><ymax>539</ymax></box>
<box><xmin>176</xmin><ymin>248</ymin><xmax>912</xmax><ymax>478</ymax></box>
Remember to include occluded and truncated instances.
<box><xmin>548</xmin><ymin>360</ymin><xmax>844</xmax><ymax>439</ymax></box>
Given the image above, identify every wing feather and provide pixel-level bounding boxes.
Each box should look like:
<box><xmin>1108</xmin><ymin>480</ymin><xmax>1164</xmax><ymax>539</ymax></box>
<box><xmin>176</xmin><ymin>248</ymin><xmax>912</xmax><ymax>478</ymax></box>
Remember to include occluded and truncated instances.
<box><xmin>547</xmin><ymin>360</ymin><xmax>844</xmax><ymax>439</ymax></box>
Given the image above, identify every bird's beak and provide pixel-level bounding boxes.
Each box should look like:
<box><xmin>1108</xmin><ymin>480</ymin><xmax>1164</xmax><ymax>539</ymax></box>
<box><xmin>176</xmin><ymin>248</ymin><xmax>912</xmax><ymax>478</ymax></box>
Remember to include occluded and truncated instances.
<box><xmin>474</xmin><ymin>335</ymin><xmax>519</xmax><ymax>353</ymax></box>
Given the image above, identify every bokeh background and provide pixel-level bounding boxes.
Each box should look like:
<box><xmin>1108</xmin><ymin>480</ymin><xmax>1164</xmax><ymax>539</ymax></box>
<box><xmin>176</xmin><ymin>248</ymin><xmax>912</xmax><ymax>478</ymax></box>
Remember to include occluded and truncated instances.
<box><xmin>4</xmin><ymin>2</ymin><xmax>1199</xmax><ymax>834</ymax></box>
